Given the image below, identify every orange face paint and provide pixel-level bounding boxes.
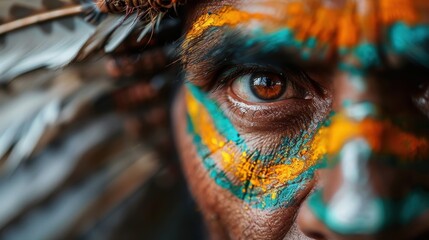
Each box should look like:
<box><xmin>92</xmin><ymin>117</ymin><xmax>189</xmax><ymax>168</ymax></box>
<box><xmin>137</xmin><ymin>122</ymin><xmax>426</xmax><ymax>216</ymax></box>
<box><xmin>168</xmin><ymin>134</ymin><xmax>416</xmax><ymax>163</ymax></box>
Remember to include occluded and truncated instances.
<box><xmin>319</xmin><ymin>113</ymin><xmax>429</xmax><ymax>161</ymax></box>
<box><xmin>185</xmin><ymin>1</ymin><xmax>429</xmax><ymax>55</ymax></box>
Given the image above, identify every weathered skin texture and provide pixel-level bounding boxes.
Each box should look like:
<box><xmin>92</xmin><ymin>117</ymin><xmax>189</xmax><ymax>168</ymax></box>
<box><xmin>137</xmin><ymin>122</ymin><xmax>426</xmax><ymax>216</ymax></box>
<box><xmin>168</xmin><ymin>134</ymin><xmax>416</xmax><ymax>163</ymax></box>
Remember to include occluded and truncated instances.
<box><xmin>174</xmin><ymin>90</ymin><xmax>315</xmax><ymax>239</ymax></box>
<box><xmin>173</xmin><ymin>0</ymin><xmax>429</xmax><ymax>239</ymax></box>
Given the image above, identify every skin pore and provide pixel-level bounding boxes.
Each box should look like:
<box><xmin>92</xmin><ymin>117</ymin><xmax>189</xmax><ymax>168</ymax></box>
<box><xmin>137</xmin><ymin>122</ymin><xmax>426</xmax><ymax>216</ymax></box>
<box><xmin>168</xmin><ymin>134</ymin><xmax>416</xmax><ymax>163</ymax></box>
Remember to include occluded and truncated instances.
<box><xmin>174</xmin><ymin>0</ymin><xmax>429</xmax><ymax>239</ymax></box>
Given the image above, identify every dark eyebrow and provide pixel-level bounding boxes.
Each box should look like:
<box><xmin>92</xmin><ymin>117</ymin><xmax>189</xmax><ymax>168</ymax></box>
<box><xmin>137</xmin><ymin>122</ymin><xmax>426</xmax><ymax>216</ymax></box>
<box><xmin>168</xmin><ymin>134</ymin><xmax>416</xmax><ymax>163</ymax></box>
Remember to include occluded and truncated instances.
<box><xmin>180</xmin><ymin>27</ymin><xmax>336</xmax><ymax>88</ymax></box>
<box><xmin>180</xmin><ymin>27</ymin><xmax>429</xmax><ymax>93</ymax></box>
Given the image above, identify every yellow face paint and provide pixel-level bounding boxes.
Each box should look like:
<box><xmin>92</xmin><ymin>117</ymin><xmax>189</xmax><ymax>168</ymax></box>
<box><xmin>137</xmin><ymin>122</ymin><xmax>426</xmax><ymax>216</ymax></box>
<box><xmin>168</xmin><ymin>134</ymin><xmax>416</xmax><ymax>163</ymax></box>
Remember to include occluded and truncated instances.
<box><xmin>182</xmin><ymin>0</ymin><xmax>429</xmax><ymax>209</ymax></box>
<box><xmin>185</xmin><ymin>85</ymin><xmax>326</xmax><ymax>208</ymax></box>
<box><xmin>185</xmin><ymin>1</ymin><xmax>428</xmax><ymax>49</ymax></box>
<box><xmin>185</xmin><ymin>6</ymin><xmax>268</xmax><ymax>43</ymax></box>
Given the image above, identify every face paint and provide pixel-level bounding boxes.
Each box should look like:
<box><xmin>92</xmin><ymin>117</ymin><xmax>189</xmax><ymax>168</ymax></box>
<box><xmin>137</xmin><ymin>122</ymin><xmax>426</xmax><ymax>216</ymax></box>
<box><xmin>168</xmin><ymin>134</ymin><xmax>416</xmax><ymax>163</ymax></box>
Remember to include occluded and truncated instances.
<box><xmin>185</xmin><ymin>6</ymin><xmax>268</xmax><ymax>43</ymax></box>
<box><xmin>307</xmin><ymin>102</ymin><xmax>429</xmax><ymax>234</ymax></box>
<box><xmin>309</xmin><ymin>183</ymin><xmax>429</xmax><ymax>234</ymax></box>
<box><xmin>185</xmin><ymin>84</ymin><xmax>328</xmax><ymax>209</ymax></box>
<box><xmin>323</xmin><ymin>113</ymin><xmax>429</xmax><ymax>162</ymax></box>
<box><xmin>388</xmin><ymin>22</ymin><xmax>429</xmax><ymax>67</ymax></box>
<box><xmin>186</xmin><ymin>1</ymin><xmax>429</xmax><ymax>75</ymax></box>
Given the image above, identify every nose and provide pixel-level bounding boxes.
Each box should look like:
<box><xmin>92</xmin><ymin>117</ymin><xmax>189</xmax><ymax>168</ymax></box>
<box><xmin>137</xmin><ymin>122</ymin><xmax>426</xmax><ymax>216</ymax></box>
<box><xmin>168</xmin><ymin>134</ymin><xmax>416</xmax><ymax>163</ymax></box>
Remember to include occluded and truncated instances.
<box><xmin>298</xmin><ymin>200</ymin><xmax>429</xmax><ymax>240</ymax></box>
<box><xmin>294</xmin><ymin>69</ymin><xmax>429</xmax><ymax>239</ymax></box>
<box><xmin>296</xmin><ymin>135</ymin><xmax>429</xmax><ymax>239</ymax></box>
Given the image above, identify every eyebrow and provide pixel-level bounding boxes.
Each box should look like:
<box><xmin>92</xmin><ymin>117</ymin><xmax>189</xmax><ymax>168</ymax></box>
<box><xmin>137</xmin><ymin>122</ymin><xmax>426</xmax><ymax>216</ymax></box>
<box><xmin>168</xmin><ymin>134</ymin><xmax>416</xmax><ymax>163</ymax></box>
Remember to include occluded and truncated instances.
<box><xmin>180</xmin><ymin>26</ymin><xmax>338</xmax><ymax>87</ymax></box>
<box><xmin>182</xmin><ymin>24</ymin><xmax>429</xmax><ymax>85</ymax></box>
<box><xmin>181</xmin><ymin>1</ymin><xmax>429</xmax><ymax>77</ymax></box>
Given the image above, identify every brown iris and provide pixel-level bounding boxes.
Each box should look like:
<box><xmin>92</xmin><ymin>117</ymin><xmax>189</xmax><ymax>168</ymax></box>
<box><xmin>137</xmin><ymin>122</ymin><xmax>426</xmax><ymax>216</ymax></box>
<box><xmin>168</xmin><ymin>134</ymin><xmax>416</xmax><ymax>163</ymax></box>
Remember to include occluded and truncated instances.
<box><xmin>249</xmin><ymin>73</ymin><xmax>287</xmax><ymax>100</ymax></box>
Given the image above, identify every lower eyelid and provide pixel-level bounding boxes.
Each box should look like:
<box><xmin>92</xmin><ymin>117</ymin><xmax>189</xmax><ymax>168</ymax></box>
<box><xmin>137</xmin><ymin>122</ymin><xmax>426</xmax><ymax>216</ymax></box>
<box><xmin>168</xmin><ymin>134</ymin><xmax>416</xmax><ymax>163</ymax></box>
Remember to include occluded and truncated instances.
<box><xmin>224</xmin><ymin>91</ymin><xmax>319</xmax><ymax>132</ymax></box>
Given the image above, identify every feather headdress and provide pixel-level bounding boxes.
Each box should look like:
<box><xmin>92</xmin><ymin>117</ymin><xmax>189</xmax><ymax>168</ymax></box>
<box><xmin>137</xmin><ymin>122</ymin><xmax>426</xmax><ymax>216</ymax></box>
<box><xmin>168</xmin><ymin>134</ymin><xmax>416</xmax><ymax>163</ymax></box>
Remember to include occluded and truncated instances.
<box><xmin>0</xmin><ymin>0</ymin><xmax>185</xmax><ymax>82</ymax></box>
<box><xmin>0</xmin><ymin>1</ymin><xmax>187</xmax><ymax>238</ymax></box>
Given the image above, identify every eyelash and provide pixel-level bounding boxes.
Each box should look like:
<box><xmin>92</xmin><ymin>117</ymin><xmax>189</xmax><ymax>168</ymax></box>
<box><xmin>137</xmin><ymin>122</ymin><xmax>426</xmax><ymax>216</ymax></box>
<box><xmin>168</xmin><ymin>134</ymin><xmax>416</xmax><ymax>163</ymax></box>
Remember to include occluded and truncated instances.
<box><xmin>209</xmin><ymin>65</ymin><xmax>263</xmax><ymax>91</ymax></box>
<box><xmin>212</xmin><ymin>64</ymin><xmax>288</xmax><ymax>91</ymax></box>
<box><xmin>211</xmin><ymin>63</ymin><xmax>316</xmax><ymax>99</ymax></box>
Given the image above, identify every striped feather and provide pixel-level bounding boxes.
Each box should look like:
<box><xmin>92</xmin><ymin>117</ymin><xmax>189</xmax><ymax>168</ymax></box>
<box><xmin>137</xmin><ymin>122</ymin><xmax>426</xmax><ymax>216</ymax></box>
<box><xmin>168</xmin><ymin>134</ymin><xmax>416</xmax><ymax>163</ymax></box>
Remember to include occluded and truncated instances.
<box><xmin>0</xmin><ymin>0</ymin><xmax>149</xmax><ymax>83</ymax></box>
<box><xmin>0</xmin><ymin>0</ymin><xmax>77</xmax><ymax>24</ymax></box>
<box><xmin>0</xmin><ymin>16</ymin><xmax>96</xmax><ymax>82</ymax></box>
<box><xmin>0</xmin><ymin>1</ymin><xmax>188</xmax><ymax>239</ymax></box>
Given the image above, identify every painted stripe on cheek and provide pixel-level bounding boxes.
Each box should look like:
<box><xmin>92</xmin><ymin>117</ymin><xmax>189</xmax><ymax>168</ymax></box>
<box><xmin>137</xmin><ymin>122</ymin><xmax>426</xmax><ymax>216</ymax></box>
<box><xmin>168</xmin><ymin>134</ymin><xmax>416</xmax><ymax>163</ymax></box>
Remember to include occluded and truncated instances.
<box><xmin>185</xmin><ymin>84</ymin><xmax>327</xmax><ymax>209</ymax></box>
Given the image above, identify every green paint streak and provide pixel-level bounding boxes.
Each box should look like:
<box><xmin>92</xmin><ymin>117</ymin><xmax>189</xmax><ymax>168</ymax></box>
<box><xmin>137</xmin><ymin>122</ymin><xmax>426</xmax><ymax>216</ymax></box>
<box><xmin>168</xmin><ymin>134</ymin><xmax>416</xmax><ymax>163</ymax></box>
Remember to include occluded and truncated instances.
<box><xmin>188</xmin><ymin>84</ymin><xmax>243</xmax><ymax>145</ymax></box>
<box><xmin>186</xmin><ymin>84</ymin><xmax>325</xmax><ymax>209</ymax></box>
<box><xmin>243</xmin><ymin>28</ymin><xmax>380</xmax><ymax>75</ymax></box>
<box><xmin>245</xmin><ymin>28</ymin><xmax>302</xmax><ymax>53</ymax></box>
<box><xmin>389</xmin><ymin>21</ymin><xmax>429</xmax><ymax>66</ymax></box>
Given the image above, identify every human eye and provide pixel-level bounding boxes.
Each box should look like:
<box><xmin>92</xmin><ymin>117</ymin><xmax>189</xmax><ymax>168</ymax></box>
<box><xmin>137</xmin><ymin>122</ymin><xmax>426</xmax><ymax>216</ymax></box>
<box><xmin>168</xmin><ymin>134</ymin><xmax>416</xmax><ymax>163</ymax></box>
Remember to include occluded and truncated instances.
<box><xmin>229</xmin><ymin>68</ymin><xmax>311</xmax><ymax>103</ymax></box>
<box><xmin>208</xmin><ymin>64</ymin><xmax>329</xmax><ymax>134</ymax></box>
<box><xmin>183</xmin><ymin>59</ymin><xmax>332</xmax><ymax>208</ymax></box>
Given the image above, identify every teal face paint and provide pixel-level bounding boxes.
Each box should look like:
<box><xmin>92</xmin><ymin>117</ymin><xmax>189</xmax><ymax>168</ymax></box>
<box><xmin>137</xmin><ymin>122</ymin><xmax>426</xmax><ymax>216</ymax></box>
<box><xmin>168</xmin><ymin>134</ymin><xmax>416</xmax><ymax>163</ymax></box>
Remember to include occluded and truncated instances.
<box><xmin>302</xmin><ymin>88</ymin><xmax>429</xmax><ymax>234</ymax></box>
<box><xmin>389</xmin><ymin>22</ymin><xmax>429</xmax><ymax>66</ymax></box>
<box><xmin>243</xmin><ymin>27</ymin><xmax>381</xmax><ymax>75</ymax></box>
<box><xmin>185</xmin><ymin>84</ymin><xmax>327</xmax><ymax>209</ymax></box>
<box><xmin>183</xmin><ymin>2</ymin><xmax>429</xmax><ymax>217</ymax></box>
<box><xmin>200</xmin><ymin>21</ymin><xmax>429</xmax><ymax>80</ymax></box>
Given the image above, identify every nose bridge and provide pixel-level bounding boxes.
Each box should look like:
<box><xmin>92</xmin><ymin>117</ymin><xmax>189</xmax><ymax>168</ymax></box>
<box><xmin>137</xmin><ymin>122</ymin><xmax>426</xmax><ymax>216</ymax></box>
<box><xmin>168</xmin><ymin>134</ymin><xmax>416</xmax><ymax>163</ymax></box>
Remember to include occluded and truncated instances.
<box><xmin>308</xmin><ymin>76</ymin><xmax>392</xmax><ymax>234</ymax></box>
<box><xmin>331</xmin><ymin>74</ymin><xmax>387</xmax><ymax>162</ymax></box>
<box><xmin>308</xmin><ymin>116</ymin><xmax>403</xmax><ymax>235</ymax></box>
<box><xmin>327</xmin><ymin>81</ymin><xmax>398</xmax><ymax>232</ymax></box>
<box><xmin>306</xmin><ymin>73</ymin><xmax>429</xmax><ymax>236</ymax></box>
<box><xmin>310</xmin><ymin>136</ymin><xmax>391</xmax><ymax>235</ymax></box>
<box><xmin>324</xmin><ymin>137</ymin><xmax>395</xmax><ymax>234</ymax></box>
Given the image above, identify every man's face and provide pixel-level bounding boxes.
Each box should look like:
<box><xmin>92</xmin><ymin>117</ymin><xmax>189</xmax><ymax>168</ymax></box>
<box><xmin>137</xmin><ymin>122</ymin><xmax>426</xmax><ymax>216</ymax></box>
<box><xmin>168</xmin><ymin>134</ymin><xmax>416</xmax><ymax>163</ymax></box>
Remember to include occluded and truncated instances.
<box><xmin>174</xmin><ymin>0</ymin><xmax>429</xmax><ymax>239</ymax></box>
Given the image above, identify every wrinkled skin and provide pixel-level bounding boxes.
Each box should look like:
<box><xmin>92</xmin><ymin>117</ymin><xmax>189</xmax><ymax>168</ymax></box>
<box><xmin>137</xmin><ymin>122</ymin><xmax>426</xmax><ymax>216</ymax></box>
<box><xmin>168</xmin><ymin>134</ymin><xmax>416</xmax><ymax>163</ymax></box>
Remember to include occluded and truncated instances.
<box><xmin>173</xmin><ymin>0</ymin><xmax>429</xmax><ymax>239</ymax></box>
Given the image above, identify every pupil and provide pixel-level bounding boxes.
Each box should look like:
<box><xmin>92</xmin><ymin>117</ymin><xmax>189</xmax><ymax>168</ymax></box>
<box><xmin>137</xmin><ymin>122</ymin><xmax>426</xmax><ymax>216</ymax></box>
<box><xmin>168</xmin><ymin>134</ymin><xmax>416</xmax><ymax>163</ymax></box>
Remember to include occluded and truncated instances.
<box><xmin>249</xmin><ymin>73</ymin><xmax>286</xmax><ymax>101</ymax></box>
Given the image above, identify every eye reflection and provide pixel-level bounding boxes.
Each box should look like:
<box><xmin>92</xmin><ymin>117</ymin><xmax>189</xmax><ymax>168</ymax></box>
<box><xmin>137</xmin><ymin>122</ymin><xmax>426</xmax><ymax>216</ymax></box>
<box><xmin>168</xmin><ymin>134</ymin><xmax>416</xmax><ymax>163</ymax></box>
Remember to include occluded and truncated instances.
<box><xmin>250</xmin><ymin>73</ymin><xmax>286</xmax><ymax>100</ymax></box>
<box><xmin>231</xmin><ymin>72</ymin><xmax>305</xmax><ymax>103</ymax></box>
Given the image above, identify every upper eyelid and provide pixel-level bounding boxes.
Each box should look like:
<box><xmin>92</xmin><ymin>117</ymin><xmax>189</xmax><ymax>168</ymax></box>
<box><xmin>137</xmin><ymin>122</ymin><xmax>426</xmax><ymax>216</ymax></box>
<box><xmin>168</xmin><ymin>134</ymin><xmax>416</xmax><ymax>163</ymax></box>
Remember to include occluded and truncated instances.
<box><xmin>216</xmin><ymin>62</ymin><xmax>321</xmax><ymax>90</ymax></box>
<box><xmin>181</xmin><ymin>28</ymin><xmax>335</xmax><ymax>89</ymax></box>
<box><xmin>213</xmin><ymin>64</ymin><xmax>287</xmax><ymax>91</ymax></box>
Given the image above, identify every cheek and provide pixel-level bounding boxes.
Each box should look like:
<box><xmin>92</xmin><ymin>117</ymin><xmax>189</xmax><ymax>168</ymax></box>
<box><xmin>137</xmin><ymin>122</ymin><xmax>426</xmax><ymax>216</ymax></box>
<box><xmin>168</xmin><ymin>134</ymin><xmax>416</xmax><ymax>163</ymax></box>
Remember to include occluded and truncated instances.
<box><xmin>173</xmin><ymin>87</ymin><xmax>317</xmax><ymax>239</ymax></box>
<box><xmin>185</xmin><ymin>84</ymin><xmax>324</xmax><ymax>208</ymax></box>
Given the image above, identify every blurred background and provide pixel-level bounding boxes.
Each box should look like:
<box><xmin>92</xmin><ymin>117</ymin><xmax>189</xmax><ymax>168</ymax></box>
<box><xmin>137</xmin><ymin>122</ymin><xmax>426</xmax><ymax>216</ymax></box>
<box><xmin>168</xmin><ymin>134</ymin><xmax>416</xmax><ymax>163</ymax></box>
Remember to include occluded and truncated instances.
<box><xmin>0</xmin><ymin>0</ymin><xmax>204</xmax><ymax>239</ymax></box>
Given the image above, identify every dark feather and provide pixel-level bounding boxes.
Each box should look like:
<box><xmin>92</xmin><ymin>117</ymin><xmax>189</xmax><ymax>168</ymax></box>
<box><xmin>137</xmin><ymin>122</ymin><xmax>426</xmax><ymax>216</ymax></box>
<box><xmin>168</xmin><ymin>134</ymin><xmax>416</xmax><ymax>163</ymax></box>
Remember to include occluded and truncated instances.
<box><xmin>0</xmin><ymin>114</ymin><xmax>160</xmax><ymax>239</ymax></box>
<box><xmin>0</xmin><ymin>68</ymin><xmax>109</xmax><ymax>173</ymax></box>
<box><xmin>0</xmin><ymin>1</ymin><xmax>186</xmax><ymax>239</ymax></box>
<box><xmin>76</xmin><ymin>15</ymin><xmax>127</xmax><ymax>60</ymax></box>
<box><xmin>0</xmin><ymin>16</ymin><xmax>96</xmax><ymax>82</ymax></box>
<box><xmin>0</xmin><ymin>0</ymin><xmax>147</xmax><ymax>83</ymax></box>
<box><xmin>0</xmin><ymin>0</ymin><xmax>77</xmax><ymax>23</ymax></box>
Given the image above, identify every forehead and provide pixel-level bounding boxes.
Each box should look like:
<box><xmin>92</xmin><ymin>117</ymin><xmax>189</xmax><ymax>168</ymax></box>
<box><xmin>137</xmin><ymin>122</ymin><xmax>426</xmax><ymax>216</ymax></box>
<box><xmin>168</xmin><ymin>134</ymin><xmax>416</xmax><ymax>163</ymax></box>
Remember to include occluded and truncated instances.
<box><xmin>184</xmin><ymin>0</ymin><xmax>429</xmax><ymax>75</ymax></box>
<box><xmin>191</xmin><ymin>0</ymin><xmax>429</xmax><ymax>25</ymax></box>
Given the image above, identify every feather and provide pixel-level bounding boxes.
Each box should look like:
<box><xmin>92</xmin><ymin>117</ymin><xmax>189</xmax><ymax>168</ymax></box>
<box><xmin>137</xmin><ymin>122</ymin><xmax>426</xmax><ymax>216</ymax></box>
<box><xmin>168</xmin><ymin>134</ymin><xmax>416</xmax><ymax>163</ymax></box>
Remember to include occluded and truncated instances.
<box><xmin>0</xmin><ymin>115</ymin><xmax>126</xmax><ymax>228</ymax></box>
<box><xmin>104</xmin><ymin>14</ymin><xmax>139</xmax><ymax>53</ymax></box>
<box><xmin>0</xmin><ymin>114</ymin><xmax>160</xmax><ymax>239</ymax></box>
<box><xmin>0</xmin><ymin>1</ymin><xmax>182</xmax><ymax>238</ymax></box>
<box><xmin>0</xmin><ymin>67</ymin><xmax>112</xmax><ymax>174</ymax></box>
<box><xmin>0</xmin><ymin>0</ymin><xmax>96</xmax><ymax>82</ymax></box>
<box><xmin>0</xmin><ymin>0</ymin><xmax>140</xmax><ymax>83</ymax></box>
<box><xmin>0</xmin><ymin>16</ymin><xmax>96</xmax><ymax>83</ymax></box>
<box><xmin>0</xmin><ymin>0</ymin><xmax>184</xmax><ymax>83</ymax></box>
<box><xmin>75</xmin><ymin>14</ymin><xmax>132</xmax><ymax>61</ymax></box>
<box><xmin>0</xmin><ymin>0</ymin><xmax>77</xmax><ymax>23</ymax></box>
<box><xmin>2</xmin><ymin>147</ymin><xmax>159</xmax><ymax>240</ymax></box>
